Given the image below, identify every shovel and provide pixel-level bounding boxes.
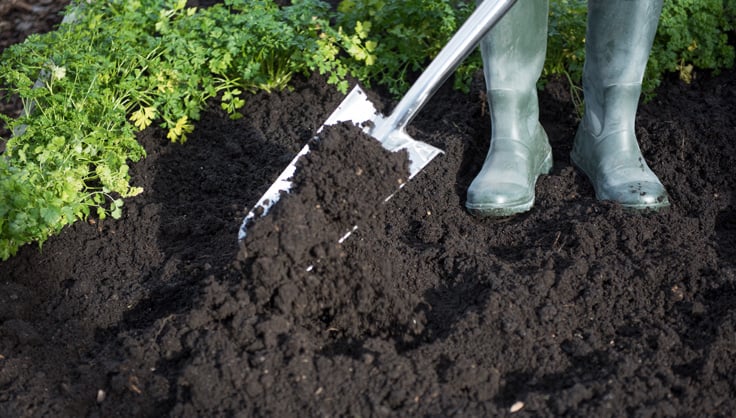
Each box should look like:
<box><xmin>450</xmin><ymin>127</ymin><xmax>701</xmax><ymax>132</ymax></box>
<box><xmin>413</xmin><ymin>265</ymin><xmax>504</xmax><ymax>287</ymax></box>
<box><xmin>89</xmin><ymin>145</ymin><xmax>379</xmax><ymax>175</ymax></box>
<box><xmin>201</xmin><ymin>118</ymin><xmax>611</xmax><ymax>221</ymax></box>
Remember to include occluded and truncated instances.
<box><xmin>239</xmin><ymin>0</ymin><xmax>518</xmax><ymax>241</ymax></box>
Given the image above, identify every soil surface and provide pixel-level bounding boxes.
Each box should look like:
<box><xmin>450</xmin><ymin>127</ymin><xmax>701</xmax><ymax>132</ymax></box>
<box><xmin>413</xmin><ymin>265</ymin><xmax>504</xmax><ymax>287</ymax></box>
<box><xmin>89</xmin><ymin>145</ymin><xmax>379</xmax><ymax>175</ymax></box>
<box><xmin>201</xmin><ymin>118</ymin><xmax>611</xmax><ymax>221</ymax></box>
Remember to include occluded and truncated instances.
<box><xmin>2</xmin><ymin>2</ymin><xmax>736</xmax><ymax>417</ymax></box>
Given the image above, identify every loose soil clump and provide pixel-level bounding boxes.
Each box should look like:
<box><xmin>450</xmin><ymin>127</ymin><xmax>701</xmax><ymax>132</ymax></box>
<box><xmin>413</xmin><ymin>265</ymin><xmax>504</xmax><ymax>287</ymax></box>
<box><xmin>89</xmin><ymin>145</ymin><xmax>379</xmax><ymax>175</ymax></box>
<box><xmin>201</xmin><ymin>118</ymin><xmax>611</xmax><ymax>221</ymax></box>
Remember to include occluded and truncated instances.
<box><xmin>2</xmin><ymin>3</ymin><xmax>736</xmax><ymax>417</ymax></box>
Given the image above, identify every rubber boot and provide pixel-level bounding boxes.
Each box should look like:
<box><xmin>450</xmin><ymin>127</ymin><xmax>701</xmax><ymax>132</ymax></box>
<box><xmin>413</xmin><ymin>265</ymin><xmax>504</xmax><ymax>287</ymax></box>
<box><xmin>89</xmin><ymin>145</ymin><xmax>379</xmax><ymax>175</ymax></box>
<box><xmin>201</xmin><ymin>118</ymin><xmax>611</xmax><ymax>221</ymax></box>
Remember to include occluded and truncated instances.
<box><xmin>570</xmin><ymin>0</ymin><xmax>670</xmax><ymax>209</ymax></box>
<box><xmin>466</xmin><ymin>0</ymin><xmax>553</xmax><ymax>217</ymax></box>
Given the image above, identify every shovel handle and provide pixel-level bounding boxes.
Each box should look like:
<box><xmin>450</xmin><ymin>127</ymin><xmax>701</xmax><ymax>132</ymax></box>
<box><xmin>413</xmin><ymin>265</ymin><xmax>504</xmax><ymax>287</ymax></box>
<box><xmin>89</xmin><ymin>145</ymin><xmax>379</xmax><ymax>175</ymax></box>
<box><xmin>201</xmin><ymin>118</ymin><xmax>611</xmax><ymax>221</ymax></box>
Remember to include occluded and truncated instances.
<box><xmin>371</xmin><ymin>0</ymin><xmax>517</xmax><ymax>141</ymax></box>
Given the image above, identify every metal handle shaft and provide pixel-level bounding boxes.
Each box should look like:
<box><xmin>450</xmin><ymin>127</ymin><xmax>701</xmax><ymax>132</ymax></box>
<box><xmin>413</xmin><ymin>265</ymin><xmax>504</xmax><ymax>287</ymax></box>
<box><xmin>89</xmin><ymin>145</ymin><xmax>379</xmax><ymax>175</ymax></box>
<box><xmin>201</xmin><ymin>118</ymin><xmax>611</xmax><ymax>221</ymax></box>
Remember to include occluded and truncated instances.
<box><xmin>371</xmin><ymin>0</ymin><xmax>517</xmax><ymax>141</ymax></box>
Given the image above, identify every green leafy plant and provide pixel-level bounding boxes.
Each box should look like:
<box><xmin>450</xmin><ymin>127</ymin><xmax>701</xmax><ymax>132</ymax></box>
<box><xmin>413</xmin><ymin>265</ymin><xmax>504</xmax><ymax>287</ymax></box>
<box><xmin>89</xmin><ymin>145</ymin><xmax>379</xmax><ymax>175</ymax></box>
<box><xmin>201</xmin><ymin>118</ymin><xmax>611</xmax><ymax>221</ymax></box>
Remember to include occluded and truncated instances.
<box><xmin>0</xmin><ymin>19</ymin><xmax>148</xmax><ymax>260</ymax></box>
<box><xmin>336</xmin><ymin>0</ymin><xmax>470</xmax><ymax>96</ymax></box>
<box><xmin>646</xmin><ymin>0</ymin><xmax>735</xmax><ymax>96</ymax></box>
<box><xmin>544</xmin><ymin>0</ymin><xmax>586</xmax><ymax>113</ymax></box>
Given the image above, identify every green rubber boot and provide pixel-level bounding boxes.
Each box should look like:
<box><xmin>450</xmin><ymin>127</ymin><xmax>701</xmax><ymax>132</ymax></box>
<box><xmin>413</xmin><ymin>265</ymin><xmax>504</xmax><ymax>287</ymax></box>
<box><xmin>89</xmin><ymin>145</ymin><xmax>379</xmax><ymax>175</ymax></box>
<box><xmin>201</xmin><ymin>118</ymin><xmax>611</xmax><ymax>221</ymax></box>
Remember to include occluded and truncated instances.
<box><xmin>466</xmin><ymin>0</ymin><xmax>553</xmax><ymax>217</ymax></box>
<box><xmin>571</xmin><ymin>0</ymin><xmax>670</xmax><ymax>210</ymax></box>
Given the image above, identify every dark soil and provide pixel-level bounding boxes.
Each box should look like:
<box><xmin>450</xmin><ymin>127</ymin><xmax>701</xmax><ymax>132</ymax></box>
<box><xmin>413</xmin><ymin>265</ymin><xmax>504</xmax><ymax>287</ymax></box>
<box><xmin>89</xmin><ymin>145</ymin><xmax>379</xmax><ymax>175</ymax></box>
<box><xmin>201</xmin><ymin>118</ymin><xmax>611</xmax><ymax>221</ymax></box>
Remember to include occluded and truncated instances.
<box><xmin>2</xmin><ymin>2</ymin><xmax>736</xmax><ymax>417</ymax></box>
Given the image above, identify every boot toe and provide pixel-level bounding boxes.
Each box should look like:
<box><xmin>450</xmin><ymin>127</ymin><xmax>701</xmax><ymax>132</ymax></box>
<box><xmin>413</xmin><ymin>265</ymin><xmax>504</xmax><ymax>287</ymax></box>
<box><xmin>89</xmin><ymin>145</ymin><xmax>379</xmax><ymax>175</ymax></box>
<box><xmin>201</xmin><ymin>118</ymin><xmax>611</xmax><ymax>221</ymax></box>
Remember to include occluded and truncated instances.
<box><xmin>466</xmin><ymin>182</ymin><xmax>535</xmax><ymax>217</ymax></box>
<box><xmin>572</xmin><ymin>127</ymin><xmax>670</xmax><ymax>211</ymax></box>
<box><xmin>601</xmin><ymin>180</ymin><xmax>670</xmax><ymax>210</ymax></box>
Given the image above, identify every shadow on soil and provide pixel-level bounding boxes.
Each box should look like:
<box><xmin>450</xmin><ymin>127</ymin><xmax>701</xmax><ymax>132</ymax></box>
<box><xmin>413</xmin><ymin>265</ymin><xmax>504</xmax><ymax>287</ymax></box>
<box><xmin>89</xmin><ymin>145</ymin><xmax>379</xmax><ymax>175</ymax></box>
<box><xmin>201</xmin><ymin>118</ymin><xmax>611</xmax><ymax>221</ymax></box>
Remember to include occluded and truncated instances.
<box><xmin>118</xmin><ymin>105</ymin><xmax>291</xmax><ymax>332</ymax></box>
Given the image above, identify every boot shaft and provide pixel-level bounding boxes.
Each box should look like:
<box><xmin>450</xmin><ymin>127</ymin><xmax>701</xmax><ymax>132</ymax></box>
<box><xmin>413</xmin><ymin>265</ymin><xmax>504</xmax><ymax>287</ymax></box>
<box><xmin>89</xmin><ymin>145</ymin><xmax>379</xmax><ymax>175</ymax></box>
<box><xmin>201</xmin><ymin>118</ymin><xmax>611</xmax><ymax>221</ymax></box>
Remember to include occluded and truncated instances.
<box><xmin>479</xmin><ymin>0</ymin><xmax>549</xmax><ymax>140</ymax></box>
<box><xmin>478</xmin><ymin>0</ymin><xmax>549</xmax><ymax>92</ymax></box>
<box><xmin>584</xmin><ymin>0</ymin><xmax>664</xmax><ymax>88</ymax></box>
<box><xmin>582</xmin><ymin>0</ymin><xmax>663</xmax><ymax>136</ymax></box>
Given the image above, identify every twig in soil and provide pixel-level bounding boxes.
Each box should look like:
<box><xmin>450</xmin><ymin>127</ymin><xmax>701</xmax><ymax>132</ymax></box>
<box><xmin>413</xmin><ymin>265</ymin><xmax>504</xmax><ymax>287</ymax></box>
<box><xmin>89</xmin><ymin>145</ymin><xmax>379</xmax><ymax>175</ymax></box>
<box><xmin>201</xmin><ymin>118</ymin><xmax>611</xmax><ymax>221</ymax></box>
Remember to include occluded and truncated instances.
<box><xmin>679</xmin><ymin>135</ymin><xmax>686</xmax><ymax>161</ymax></box>
<box><xmin>128</xmin><ymin>376</ymin><xmax>143</xmax><ymax>395</ymax></box>
<box><xmin>150</xmin><ymin>314</ymin><xmax>175</xmax><ymax>349</ymax></box>
<box><xmin>479</xmin><ymin>91</ymin><xmax>488</xmax><ymax>116</ymax></box>
<box><xmin>552</xmin><ymin>230</ymin><xmax>565</xmax><ymax>252</ymax></box>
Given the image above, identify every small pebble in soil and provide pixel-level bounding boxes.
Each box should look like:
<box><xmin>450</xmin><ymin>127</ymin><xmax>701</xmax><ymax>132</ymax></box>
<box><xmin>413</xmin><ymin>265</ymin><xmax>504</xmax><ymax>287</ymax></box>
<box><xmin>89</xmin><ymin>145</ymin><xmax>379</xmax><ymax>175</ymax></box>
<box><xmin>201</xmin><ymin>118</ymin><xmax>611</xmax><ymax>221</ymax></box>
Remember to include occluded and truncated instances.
<box><xmin>510</xmin><ymin>401</ymin><xmax>525</xmax><ymax>413</ymax></box>
<box><xmin>669</xmin><ymin>284</ymin><xmax>685</xmax><ymax>302</ymax></box>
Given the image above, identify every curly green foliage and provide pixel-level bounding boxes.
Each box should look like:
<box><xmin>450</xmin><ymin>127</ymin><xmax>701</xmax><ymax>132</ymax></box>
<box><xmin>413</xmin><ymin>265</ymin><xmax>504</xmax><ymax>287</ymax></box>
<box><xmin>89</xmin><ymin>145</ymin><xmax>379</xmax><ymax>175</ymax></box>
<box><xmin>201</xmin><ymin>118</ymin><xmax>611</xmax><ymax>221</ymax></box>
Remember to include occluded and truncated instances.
<box><xmin>545</xmin><ymin>0</ymin><xmax>586</xmax><ymax>81</ymax></box>
<box><xmin>646</xmin><ymin>0</ymin><xmax>735</xmax><ymax>97</ymax></box>
<box><xmin>0</xmin><ymin>12</ymin><xmax>147</xmax><ymax>260</ymax></box>
<box><xmin>542</xmin><ymin>0</ymin><xmax>587</xmax><ymax>113</ymax></box>
<box><xmin>336</xmin><ymin>0</ymin><xmax>471</xmax><ymax>96</ymax></box>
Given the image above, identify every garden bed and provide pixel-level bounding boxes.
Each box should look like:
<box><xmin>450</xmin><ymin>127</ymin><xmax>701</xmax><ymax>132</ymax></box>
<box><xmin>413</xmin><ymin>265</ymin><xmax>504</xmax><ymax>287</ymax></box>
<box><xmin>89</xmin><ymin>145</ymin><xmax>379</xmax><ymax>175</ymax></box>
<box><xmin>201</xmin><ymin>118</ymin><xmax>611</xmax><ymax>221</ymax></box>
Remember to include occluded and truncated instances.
<box><xmin>2</xmin><ymin>2</ymin><xmax>736</xmax><ymax>417</ymax></box>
